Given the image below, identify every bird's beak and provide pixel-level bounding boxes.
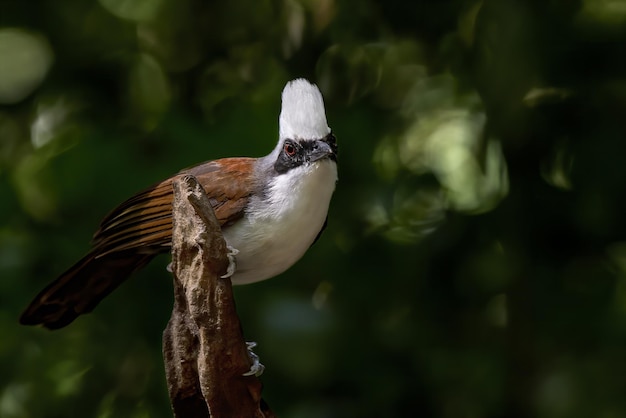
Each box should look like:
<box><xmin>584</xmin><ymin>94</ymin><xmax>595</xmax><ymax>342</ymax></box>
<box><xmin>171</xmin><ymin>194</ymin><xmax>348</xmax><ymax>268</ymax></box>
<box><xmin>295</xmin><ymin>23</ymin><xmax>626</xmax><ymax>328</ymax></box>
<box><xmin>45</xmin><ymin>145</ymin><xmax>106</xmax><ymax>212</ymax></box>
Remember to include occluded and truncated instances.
<box><xmin>309</xmin><ymin>137</ymin><xmax>337</xmax><ymax>163</ymax></box>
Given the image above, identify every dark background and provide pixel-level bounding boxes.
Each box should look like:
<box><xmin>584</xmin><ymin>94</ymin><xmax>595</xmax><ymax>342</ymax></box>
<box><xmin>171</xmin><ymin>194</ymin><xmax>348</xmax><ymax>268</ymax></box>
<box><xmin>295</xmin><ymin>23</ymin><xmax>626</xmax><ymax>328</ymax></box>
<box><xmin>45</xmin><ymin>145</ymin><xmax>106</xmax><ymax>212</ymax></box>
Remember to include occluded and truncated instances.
<box><xmin>1</xmin><ymin>0</ymin><xmax>626</xmax><ymax>417</ymax></box>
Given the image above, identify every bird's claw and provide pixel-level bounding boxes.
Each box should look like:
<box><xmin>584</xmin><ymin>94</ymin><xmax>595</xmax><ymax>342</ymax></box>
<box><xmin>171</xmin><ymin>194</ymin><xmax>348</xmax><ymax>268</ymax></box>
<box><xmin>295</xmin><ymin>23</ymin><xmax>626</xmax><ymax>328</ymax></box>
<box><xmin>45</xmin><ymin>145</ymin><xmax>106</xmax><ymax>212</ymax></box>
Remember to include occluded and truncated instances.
<box><xmin>221</xmin><ymin>245</ymin><xmax>239</xmax><ymax>278</ymax></box>
<box><xmin>242</xmin><ymin>341</ymin><xmax>265</xmax><ymax>377</ymax></box>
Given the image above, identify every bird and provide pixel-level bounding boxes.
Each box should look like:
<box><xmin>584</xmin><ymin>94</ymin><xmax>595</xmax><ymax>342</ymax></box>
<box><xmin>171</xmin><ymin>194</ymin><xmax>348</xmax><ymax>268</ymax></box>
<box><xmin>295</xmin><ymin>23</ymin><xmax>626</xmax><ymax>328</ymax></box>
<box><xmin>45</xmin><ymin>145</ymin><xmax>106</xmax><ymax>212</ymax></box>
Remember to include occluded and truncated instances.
<box><xmin>20</xmin><ymin>78</ymin><xmax>338</xmax><ymax>330</ymax></box>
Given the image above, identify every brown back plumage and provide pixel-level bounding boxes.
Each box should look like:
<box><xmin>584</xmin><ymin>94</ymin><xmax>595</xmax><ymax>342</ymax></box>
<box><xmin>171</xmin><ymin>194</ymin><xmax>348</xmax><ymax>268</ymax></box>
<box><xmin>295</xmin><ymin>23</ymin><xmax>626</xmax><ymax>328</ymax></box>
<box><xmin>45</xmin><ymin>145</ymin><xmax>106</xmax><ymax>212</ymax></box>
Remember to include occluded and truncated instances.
<box><xmin>20</xmin><ymin>158</ymin><xmax>255</xmax><ymax>329</ymax></box>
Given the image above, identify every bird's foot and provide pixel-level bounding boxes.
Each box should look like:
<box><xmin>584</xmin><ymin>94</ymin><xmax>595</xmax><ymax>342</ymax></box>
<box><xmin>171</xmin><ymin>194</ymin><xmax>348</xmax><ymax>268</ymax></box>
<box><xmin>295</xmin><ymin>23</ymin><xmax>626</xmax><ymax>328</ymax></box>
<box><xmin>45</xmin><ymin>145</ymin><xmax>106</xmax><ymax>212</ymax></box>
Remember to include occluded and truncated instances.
<box><xmin>221</xmin><ymin>245</ymin><xmax>239</xmax><ymax>278</ymax></box>
<box><xmin>242</xmin><ymin>341</ymin><xmax>265</xmax><ymax>377</ymax></box>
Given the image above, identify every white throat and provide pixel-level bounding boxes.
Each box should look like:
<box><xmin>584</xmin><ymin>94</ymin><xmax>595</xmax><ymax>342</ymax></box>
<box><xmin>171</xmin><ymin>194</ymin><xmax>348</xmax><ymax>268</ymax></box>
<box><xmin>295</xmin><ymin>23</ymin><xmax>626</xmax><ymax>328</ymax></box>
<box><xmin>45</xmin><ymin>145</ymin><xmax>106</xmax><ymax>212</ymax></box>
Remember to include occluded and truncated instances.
<box><xmin>223</xmin><ymin>159</ymin><xmax>337</xmax><ymax>284</ymax></box>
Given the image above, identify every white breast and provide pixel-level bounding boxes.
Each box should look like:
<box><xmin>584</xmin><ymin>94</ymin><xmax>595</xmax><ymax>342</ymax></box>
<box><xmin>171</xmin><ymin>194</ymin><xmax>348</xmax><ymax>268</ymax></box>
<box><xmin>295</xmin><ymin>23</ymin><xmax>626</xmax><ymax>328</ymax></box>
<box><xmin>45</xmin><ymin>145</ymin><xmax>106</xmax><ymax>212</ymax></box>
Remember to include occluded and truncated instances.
<box><xmin>222</xmin><ymin>159</ymin><xmax>337</xmax><ymax>284</ymax></box>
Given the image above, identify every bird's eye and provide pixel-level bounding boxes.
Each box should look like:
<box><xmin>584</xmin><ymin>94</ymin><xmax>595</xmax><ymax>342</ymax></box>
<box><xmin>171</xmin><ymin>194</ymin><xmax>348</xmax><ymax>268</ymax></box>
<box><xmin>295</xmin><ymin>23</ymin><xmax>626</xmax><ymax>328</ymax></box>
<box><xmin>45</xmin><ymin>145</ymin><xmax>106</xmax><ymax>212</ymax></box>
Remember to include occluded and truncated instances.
<box><xmin>284</xmin><ymin>142</ymin><xmax>296</xmax><ymax>157</ymax></box>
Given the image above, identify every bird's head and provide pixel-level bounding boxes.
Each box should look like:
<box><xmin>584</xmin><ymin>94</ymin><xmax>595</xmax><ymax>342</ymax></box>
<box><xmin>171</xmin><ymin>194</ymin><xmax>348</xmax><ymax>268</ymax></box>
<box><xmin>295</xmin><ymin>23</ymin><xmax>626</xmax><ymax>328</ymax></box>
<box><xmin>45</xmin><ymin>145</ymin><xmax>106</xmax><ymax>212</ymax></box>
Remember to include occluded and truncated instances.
<box><xmin>266</xmin><ymin>79</ymin><xmax>337</xmax><ymax>174</ymax></box>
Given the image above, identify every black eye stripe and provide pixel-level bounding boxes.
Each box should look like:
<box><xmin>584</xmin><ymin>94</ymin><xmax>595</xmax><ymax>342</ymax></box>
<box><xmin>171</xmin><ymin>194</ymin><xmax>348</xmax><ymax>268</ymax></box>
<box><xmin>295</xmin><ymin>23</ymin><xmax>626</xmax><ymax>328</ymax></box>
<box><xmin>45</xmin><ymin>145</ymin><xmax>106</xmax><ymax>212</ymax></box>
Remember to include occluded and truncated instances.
<box><xmin>273</xmin><ymin>135</ymin><xmax>337</xmax><ymax>174</ymax></box>
<box><xmin>274</xmin><ymin>139</ymin><xmax>303</xmax><ymax>174</ymax></box>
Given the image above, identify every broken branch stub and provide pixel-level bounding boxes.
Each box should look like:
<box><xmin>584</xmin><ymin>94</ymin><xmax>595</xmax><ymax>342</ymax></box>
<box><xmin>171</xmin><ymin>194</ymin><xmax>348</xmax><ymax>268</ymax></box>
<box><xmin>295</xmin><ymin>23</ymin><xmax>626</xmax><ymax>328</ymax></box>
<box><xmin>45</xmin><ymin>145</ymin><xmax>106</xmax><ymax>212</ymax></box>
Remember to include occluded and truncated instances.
<box><xmin>163</xmin><ymin>174</ymin><xmax>273</xmax><ymax>418</ymax></box>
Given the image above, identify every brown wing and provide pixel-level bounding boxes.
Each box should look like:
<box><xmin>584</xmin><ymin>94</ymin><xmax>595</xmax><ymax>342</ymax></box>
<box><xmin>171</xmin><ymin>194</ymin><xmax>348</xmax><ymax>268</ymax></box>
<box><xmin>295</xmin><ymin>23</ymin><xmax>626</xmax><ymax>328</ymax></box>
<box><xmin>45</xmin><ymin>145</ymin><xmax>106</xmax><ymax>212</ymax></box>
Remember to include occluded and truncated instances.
<box><xmin>20</xmin><ymin>157</ymin><xmax>255</xmax><ymax>329</ymax></box>
<box><xmin>93</xmin><ymin>157</ymin><xmax>255</xmax><ymax>255</ymax></box>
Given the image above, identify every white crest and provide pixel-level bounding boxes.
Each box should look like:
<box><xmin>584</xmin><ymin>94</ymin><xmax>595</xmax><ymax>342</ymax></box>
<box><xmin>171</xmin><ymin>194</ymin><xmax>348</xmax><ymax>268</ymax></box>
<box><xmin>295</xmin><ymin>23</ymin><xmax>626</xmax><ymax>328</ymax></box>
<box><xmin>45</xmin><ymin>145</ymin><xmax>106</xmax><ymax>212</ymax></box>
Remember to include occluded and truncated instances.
<box><xmin>279</xmin><ymin>79</ymin><xmax>330</xmax><ymax>140</ymax></box>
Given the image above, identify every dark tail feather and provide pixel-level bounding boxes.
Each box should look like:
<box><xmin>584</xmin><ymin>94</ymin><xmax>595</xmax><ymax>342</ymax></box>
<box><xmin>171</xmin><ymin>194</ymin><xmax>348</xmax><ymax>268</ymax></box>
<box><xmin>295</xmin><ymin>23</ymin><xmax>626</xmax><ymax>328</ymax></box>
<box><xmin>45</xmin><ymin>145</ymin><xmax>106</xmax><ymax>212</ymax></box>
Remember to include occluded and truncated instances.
<box><xmin>20</xmin><ymin>250</ymin><xmax>156</xmax><ymax>329</ymax></box>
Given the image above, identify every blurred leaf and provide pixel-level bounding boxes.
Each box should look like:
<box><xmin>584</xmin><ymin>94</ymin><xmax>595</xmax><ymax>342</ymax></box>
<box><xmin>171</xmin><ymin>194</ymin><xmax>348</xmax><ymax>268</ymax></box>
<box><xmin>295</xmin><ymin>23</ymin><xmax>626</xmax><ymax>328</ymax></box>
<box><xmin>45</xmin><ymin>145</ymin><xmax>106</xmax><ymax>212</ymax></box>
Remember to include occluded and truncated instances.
<box><xmin>0</xmin><ymin>29</ymin><xmax>53</xmax><ymax>104</ymax></box>
<box><xmin>127</xmin><ymin>53</ymin><xmax>171</xmax><ymax>131</ymax></box>
<box><xmin>99</xmin><ymin>0</ymin><xmax>165</xmax><ymax>22</ymax></box>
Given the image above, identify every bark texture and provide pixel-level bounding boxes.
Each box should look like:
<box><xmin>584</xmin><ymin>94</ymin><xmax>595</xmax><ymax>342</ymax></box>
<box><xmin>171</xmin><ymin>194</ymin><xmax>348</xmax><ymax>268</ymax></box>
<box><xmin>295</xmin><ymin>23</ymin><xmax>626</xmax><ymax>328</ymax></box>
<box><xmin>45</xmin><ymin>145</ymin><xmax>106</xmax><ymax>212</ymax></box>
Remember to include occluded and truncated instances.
<box><xmin>163</xmin><ymin>175</ymin><xmax>274</xmax><ymax>418</ymax></box>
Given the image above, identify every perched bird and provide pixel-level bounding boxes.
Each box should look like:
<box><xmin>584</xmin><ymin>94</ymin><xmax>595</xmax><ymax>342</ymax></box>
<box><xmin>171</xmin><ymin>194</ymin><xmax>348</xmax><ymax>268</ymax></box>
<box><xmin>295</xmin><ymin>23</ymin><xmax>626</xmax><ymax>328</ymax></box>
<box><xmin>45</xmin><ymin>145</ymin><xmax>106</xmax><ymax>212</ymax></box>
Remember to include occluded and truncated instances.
<box><xmin>20</xmin><ymin>78</ymin><xmax>338</xmax><ymax>329</ymax></box>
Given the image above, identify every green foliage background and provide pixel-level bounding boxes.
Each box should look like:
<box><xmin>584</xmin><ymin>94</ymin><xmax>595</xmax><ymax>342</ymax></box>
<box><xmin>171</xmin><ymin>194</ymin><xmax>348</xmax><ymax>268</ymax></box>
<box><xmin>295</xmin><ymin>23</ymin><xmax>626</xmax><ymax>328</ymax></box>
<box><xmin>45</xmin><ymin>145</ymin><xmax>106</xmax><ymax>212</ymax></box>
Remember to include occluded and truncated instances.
<box><xmin>2</xmin><ymin>0</ymin><xmax>626</xmax><ymax>417</ymax></box>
